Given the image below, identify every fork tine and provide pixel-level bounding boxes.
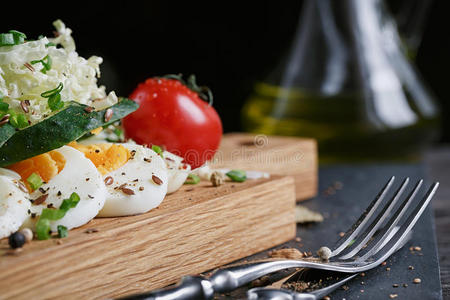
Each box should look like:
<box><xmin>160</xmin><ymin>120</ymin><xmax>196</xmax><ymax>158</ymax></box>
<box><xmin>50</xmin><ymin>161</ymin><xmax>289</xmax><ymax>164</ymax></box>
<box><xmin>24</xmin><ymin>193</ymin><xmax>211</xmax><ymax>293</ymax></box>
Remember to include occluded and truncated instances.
<box><xmin>331</xmin><ymin>176</ymin><xmax>395</xmax><ymax>256</ymax></box>
<box><xmin>356</xmin><ymin>179</ymin><xmax>423</xmax><ymax>261</ymax></box>
<box><xmin>364</xmin><ymin>182</ymin><xmax>439</xmax><ymax>264</ymax></box>
<box><xmin>337</xmin><ymin>178</ymin><xmax>410</xmax><ymax>260</ymax></box>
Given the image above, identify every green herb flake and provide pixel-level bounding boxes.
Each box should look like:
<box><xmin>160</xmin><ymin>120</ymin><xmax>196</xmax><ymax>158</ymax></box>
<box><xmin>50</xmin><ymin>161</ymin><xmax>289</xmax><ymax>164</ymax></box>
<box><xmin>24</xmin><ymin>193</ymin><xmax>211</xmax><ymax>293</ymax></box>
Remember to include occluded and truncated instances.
<box><xmin>152</xmin><ymin>145</ymin><xmax>163</xmax><ymax>155</ymax></box>
<box><xmin>36</xmin><ymin>218</ymin><xmax>51</xmax><ymax>240</ymax></box>
<box><xmin>59</xmin><ymin>192</ymin><xmax>80</xmax><ymax>212</ymax></box>
<box><xmin>31</xmin><ymin>55</ymin><xmax>52</xmax><ymax>74</ymax></box>
<box><xmin>8</xmin><ymin>111</ymin><xmax>29</xmax><ymax>129</ymax></box>
<box><xmin>184</xmin><ymin>173</ymin><xmax>200</xmax><ymax>185</ymax></box>
<box><xmin>57</xmin><ymin>225</ymin><xmax>68</xmax><ymax>238</ymax></box>
<box><xmin>27</xmin><ymin>172</ymin><xmax>43</xmax><ymax>190</ymax></box>
<box><xmin>35</xmin><ymin>192</ymin><xmax>80</xmax><ymax>240</ymax></box>
<box><xmin>226</xmin><ymin>170</ymin><xmax>247</xmax><ymax>182</ymax></box>
<box><xmin>41</xmin><ymin>82</ymin><xmax>64</xmax><ymax>111</ymax></box>
<box><xmin>41</xmin><ymin>82</ymin><xmax>63</xmax><ymax>98</ymax></box>
<box><xmin>48</xmin><ymin>93</ymin><xmax>64</xmax><ymax>111</ymax></box>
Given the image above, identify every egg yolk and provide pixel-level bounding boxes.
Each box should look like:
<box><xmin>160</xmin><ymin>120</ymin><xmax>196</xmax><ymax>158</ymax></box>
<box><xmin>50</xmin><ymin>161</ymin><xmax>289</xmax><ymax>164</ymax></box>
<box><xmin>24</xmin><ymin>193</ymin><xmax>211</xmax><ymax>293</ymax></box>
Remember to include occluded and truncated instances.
<box><xmin>69</xmin><ymin>142</ymin><xmax>130</xmax><ymax>176</ymax></box>
<box><xmin>8</xmin><ymin>150</ymin><xmax>66</xmax><ymax>192</ymax></box>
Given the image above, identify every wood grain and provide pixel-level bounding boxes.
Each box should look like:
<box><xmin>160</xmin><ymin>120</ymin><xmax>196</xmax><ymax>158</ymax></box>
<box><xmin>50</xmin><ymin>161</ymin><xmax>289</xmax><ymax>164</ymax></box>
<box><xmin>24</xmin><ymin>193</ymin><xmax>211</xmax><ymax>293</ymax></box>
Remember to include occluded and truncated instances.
<box><xmin>0</xmin><ymin>175</ymin><xmax>296</xmax><ymax>299</ymax></box>
<box><xmin>212</xmin><ymin>133</ymin><xmax>318</xmax><ymax>201</ymax></box>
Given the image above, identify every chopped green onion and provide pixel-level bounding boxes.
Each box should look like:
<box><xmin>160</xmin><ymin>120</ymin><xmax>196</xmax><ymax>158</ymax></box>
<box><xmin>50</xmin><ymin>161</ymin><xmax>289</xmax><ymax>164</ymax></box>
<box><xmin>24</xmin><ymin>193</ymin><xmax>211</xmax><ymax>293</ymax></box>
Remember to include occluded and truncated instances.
<box><xmin>184</xmin><ymin>173</ymin><xmax>200</xmax><ymax>185</ymax></box>
<box><xmin>47</xmin><ymin>93</ymin><xmax>64</xmax><ymax>111</ymax></box>
<box><xmin>57</xmin><ymin>225</ymin><xmax>68</xmax><ymax>238</ymax></box>
<box><xmin>152</xmin><ymin>145</ymin><xmax>163</xmax><ymax>155</ymax></box>
<box><xmin>41</xmin><ymin>82</ymin><xmax>63</xmax><ymax>98</ymax></box>
<box><xmin>8</xmin><ymin>30</ymin><xmax>26</xmax><ymax>39</ymax></box>
<box><xmin>8</xmin><ymin>111</ymin><xmax>28</xmax><ymax>128</ymax></box>
<box><xmin>41</xmin><ymin>82</ymin><xmax>64</xmax><ymax>111</ymax></box>
<box><xmin>59</xmin><ymin>192</ymin><xmax>80</xmax><ymax>212</ymax></box>
<box><xmin>36</xmin><ymin>218</ymin><xmax>51</xmax><ymax>240</ymax></box>
<box><xmin>40</xmin><ymin>208</ymin><xmax>66</xmax><ymax>220</ymax></box>
<box><xmin>226</xmin><ymin>170</ymin><xmax>247</xmax><ymax>182</ymax></box>
<box><xmin>45</xmin><ymin>42</ymin><xmax>56</xmax><ymax>47</ymax></box>
<box><xmin>35</xmin><ymin>192</ymin><xmax>80</xmax><ymax>240</ymax></box>
<box><xmin>27</xmin><ymin>172</ymin><xmax>43</xmax><ymax>190</ymax></box>
<box><xmin>0</xmin><ymin>30</ymin><xmax>26</xmax><ymax>46</ymax></box>
<box><xmin>31</xmin><ymin>55</ymin><xmax>52</xmax><ymax>74</ymax></box>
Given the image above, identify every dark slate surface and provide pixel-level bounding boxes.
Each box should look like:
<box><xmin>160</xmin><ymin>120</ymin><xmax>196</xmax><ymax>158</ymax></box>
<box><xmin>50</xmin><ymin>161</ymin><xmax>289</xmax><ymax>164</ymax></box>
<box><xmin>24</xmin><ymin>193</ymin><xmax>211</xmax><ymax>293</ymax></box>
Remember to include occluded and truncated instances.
<box><xmin>218</xmin><ymin>164</ymin><xmax>442</xmax><ymax>299</ymax></box>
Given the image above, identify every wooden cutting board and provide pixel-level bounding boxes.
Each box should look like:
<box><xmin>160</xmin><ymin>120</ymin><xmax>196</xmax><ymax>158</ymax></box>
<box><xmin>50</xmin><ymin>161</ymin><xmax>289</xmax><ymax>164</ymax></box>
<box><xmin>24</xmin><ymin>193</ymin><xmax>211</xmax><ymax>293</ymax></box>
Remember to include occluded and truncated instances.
<box><xmin>0</xmin><ymin>134</ymin><xmax>317</xmax><ymax>299</ymax></box>
<box><xmin>211</xmin><ymin>133</ymin><xmax>317</xmax><ymax>201</ymax></box>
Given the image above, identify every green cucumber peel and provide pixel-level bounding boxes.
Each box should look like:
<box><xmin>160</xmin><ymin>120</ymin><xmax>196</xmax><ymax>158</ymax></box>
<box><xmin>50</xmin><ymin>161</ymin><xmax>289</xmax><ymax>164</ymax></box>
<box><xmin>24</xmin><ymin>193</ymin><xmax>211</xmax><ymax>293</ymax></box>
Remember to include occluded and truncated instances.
<box><xmin>0</xmin><ymin>98</ymin><xmax>138</xmax><ymax>167</ymax></box>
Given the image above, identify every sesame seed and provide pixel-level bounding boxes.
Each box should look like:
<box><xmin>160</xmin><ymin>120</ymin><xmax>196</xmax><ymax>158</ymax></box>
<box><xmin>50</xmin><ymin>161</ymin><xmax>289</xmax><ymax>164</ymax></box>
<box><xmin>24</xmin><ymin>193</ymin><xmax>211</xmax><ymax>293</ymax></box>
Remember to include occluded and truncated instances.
<box><xmin>121</xmin><ymin>187</ymin><xmax>135</xmax><ymax>195</ymax></box>
<box><xmin>413</xmin><ymin>278</ymin><xmax>421</xmax><ymax>284</ymax></box>
<box><xmin>104</xmin><ymin>108</ymin><xmax>113</xmax><ymax>122</ymax></box>
<box><xmin>152</xmin><ymin>175</ymin><xmax>163</xmax><ymax>185</ymax></box>
<box><xmin>33</xmin><ymin>194</ymin><xmax>49</xmax><ymax>205</ymax></box>
<box><xmin>104</xmin><ymin>176</ymin><xmax>114</xmax><ymax>185</ymax></box>
<box><xmin>20</xmin><ymin>101</ymin><xmax>30</xmax><ymax>113</ymax></box>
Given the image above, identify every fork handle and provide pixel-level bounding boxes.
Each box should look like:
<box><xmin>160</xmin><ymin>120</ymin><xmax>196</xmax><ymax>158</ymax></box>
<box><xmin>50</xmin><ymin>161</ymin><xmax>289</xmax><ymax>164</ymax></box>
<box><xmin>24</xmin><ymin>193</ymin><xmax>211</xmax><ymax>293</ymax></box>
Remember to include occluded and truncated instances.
<box><xmin>209</xmin><ymin>260</ymin><xmax>310</xmax><ymax>293</ymax></box>
<box><xmin>119</xmin><ymin>276</ymin><xmax>214</xmax><ymax>300</ymax></box>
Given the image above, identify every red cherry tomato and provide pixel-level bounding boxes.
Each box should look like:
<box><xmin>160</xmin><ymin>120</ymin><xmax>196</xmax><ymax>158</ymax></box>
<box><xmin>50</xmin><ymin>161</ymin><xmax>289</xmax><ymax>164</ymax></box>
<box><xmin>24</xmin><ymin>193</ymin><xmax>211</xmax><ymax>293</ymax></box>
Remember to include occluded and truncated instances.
<box><xmin>122</xmin><ymin>76</ymin><xmax>222</xmax><ymax>169</ymax></box>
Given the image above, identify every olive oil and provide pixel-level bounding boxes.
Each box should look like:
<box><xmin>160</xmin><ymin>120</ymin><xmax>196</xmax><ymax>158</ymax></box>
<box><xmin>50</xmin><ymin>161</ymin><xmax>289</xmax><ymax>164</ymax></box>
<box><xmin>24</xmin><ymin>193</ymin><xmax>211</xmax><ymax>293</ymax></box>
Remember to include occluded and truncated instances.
<box><xmin>242</xmin><ymin>82</ymin><xmax>440</xmax><ymax>163</ymax></box>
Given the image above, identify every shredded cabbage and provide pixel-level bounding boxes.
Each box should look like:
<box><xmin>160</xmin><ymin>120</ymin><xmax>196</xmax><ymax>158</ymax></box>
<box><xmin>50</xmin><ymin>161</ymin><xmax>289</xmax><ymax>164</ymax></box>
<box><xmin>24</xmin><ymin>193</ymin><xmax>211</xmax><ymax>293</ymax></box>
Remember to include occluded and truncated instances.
<box><xmin>0</xmin><ymin>20</ymin><xmax>117</xmax><ymax>124</ymax></box>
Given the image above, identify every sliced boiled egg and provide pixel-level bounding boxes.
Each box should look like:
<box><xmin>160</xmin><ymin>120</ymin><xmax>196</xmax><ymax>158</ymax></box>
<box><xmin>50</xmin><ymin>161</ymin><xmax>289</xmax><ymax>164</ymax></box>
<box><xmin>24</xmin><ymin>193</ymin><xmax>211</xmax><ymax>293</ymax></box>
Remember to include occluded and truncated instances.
<box><xmin>71</xmin><ymin>142</ymin><xmax>168</xmax><ymax>217</ymax></box>
<box><xmin>163</xmin><ymin>151</ymin><xmax>191</xmax><ymax>194</ymax></box>
<box><xmin>0</xmin><ymin>169</ymin><xmax>31</xmax><ymax>239</ymax></box>
<box><xmin>9</xmin><ymin>146</ymin><xmax>106</xmax><ymax>231</ymax></box>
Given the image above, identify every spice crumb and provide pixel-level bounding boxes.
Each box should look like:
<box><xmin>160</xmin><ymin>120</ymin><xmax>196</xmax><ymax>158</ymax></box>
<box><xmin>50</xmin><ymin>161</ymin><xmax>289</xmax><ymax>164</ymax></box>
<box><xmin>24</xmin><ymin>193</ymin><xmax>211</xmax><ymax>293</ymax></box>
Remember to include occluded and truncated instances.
<box><xmin>386</xmin><ymin>267</ymin><xmax>391</xmax><ymax>271</ymax></box>
<box><xmin>84</xmin><ymin>228</ymin><xmax>99</xmax><ymax>234</ymax></box>
<box><xmin>381</xmin><ymin>261</ymin><xmax>387</xmax><ymax>266</ymax></box>
<box><xmin>339</xmin><ymin>232</ymin><xmax>345</xmax><ymax>237</ymax></box>
<box><xmin>210</xmin><ymin>171</ymin><xmax>225</xmax><ymax>187</ymax></box>
<box><xmin>414</xmin><ymin>246</ymin><xmax>422</xmax><ymax>251</ymax></box>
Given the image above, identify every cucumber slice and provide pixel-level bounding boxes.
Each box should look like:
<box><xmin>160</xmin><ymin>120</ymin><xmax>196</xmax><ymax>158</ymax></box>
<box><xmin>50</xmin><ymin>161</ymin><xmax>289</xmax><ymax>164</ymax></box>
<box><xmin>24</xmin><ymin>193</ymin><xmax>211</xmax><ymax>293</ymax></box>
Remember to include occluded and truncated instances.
<box><xmin>0</xmin><ymin>98</ymin><xmax>138</xmax><ymax>167</ymax></box>
<box><xmin>0</xmin><ymin>123</ymin><xmax>16</xmax><ymax>148</ymax></box>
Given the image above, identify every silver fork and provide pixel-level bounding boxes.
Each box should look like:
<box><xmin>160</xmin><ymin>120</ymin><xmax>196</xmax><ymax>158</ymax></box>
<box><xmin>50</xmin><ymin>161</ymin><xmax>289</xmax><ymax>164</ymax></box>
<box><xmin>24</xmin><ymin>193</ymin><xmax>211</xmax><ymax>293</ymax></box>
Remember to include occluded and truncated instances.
<box><xmin>247</xmin><ymin>229</ymin><xmax>413</xmax><ymax>300</ymax></box>
<box><xmin>120</xmin><ymin>177</ymin><xmax>439</xmax><ymax>300</ymax></box>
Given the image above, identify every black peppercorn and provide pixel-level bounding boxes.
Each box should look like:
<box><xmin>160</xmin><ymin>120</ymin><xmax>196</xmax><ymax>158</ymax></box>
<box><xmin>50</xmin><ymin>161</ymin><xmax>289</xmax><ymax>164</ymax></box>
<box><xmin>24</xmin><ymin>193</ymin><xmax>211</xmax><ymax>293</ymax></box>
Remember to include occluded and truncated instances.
<box><xmin>8</xmin><ymin>231</ymin><xmax>26</xmax><ymax>249</ymax></box>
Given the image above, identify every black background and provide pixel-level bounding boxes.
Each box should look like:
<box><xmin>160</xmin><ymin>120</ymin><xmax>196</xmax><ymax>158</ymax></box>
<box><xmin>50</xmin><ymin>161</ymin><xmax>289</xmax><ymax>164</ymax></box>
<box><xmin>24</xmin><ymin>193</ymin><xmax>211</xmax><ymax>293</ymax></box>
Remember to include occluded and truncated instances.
<box><xmin>1</xmin><ymin>1</ymin><xmax>449</xmax><ymax>141</ymax></box>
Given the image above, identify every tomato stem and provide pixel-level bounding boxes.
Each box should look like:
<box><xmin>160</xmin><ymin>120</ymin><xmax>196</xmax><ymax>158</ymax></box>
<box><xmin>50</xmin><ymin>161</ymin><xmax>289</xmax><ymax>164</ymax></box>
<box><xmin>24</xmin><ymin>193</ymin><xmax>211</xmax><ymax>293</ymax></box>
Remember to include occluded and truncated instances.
<box><xmin>161</xmin><ymin>74</ymin><xmax>213</xmax><ymax>106</ymax></box>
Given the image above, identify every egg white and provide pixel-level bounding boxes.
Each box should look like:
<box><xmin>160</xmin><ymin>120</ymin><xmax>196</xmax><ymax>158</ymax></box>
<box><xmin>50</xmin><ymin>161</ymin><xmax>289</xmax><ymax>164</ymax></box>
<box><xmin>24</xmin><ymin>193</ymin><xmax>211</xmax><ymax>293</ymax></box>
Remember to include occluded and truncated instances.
<box><xmin>163</xmin><ymin>151</ymin><xmax>191</xmax><ymax>194</ymax></box>
<box><xmin>22</xmin><ymin>146</ymin><xmax>106</xmax><ymax>231</ymax></box>
<box><xmin>0</xmin><ymin>170</ymin><xmax>31</xmax><ymax>239</ymax></box>
<box><xmin>97</xmin><ymin>143</ymin><xmax>168</xmax><ymax>217</ymax></box>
